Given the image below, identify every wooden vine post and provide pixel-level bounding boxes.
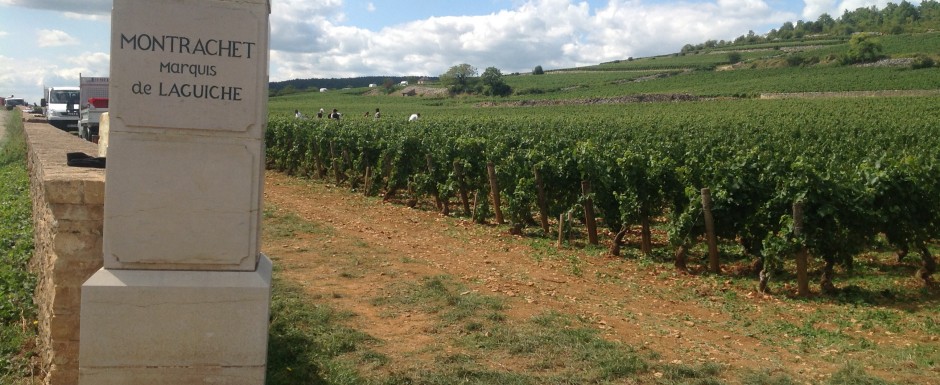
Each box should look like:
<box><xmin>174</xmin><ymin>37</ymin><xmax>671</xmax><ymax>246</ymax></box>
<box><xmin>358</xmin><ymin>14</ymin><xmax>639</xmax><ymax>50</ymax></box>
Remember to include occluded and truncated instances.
<box><xmin>487</xmin><ymin>162</ymin><xmax>504</xmax><ymax>224</ymax></box>
<box><xmin>557</xmin><ymin>213</ymin><xmax>566</xmax><ymax>247</ymax></box>
<box><xmin>352</xmin><ymin>149</ymin><xmax>366</xmax><ymax>189</ymax></box>
<box><xmin>342</xmin><ymin>149</ymin><xmax>355</xmax><ymax>188</ymax></box>
<box><xmin>641</xmin><ymin>217</ymin><xmax>653</xmax><ymax>255</ymax></box>
<box><xmin>314</xmin><ymin>142</ymin><xmax>326</xmax><ymax>178</ymax></box>
<box><xmin>332</xmin><ymin>158</ymin><xmax>343</xmax><ymax>185</ymax></box>
<box><xmin>793</xmin><ymin>201</ymin><xmax>810</xmax><ymax>297</ymax></box>
<box><xmin>342</xmin><ymin>149</ymin><xmax>351</xmax><ymax>171</ymax></box>
<box><xmin>330</xmin><ymin>141</ymin><xmax>343</xmax><ymax>185</ymax></box>
<box><xmin>701</xmin><ymin>188</ymin><xmax>720</xmax><ymax>274</ymax></box>
<box><xmin>364</xmin><ymin>167</ymin><xmax>373</xmax><ymax>196</ymax></box>
<box><xmin>582</xmin><ymin>180</ymin><xmax>598</xmax><ymax>245</ymax></box>
<box><xmin>381</xmin><ymin>153</ymin><xmax>395</xmax><ymax>200</ymax></box>
<box><xmin>471</xmin><ymin>190</ymin><xmax>484</xmax><ymax>224</ymax></box>
<box><xmin>610</xmin><ymin>224</ymin><xmax>628</xmax><ymax>257</ymax></box>
<box><xmin>453</xmin><ymin>161</ymin><xmax>471</xmax><ymax>216</ymax></box>
<box><xmin>675</xmin><ymin>244</ymin><xmax>688</xmax><ymax>271</ymax></box>
<box><xmin>534</xmin><ymin>167</ymin><xmax>550</xmax><ymax>235</ymax></box>
<box><xmin>426</xmin><ymin>155</ymin><xmax>444</xmax><ymax>212</ymax></box>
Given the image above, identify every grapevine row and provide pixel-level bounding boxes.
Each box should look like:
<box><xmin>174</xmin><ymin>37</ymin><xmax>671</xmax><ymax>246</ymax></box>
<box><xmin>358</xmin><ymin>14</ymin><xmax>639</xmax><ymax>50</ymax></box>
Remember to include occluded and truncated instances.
<box><xmin>265</xmin><ymin>97</ymin><xmax>940</xmax><ymax>293</ymax></box>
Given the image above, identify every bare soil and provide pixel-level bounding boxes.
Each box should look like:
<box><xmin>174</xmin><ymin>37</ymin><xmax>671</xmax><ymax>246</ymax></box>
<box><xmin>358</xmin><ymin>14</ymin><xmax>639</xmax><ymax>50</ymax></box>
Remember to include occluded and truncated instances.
<box><xmin>262</xmin><ymin>171</ymin><xmax>939</xmax><ymax>384</ymax></box>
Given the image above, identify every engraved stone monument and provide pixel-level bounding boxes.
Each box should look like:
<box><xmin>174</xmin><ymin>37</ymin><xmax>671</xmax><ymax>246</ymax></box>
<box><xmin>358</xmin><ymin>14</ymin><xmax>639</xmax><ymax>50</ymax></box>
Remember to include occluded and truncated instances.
<box><xmin>79</xmin><ymin>0</ymin><xmax>272</xmax><ymax>383</ymax></box>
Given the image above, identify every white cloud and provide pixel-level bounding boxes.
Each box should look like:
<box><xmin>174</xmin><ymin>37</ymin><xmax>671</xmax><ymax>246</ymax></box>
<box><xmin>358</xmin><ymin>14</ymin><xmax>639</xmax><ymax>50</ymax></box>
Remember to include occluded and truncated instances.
<box><xmin>269</xmin><ymin>0</ymin><xmax>346</xmax><ymax>53</ymax></box>
<box><xmin>0</xmin><ymin>30</ymin><xmax>8</xmax><ymax>38</ymax></box>
<box><xmin>0</xmin><ymin>55</ymin><xmax>65</xmax><ymax>102</ymax></box>
<box><xmin>63</xmin><ymin>12</ymin><xmax>110</xmax><ymax>22</ymax></box>
<box><xmin>0</xmin><ymin>51</ymin><xmax>109</xmax><ymax>104</ymax></box>
<box><xmin>0</xmin><ymin>0</ymin><xmax>110</xmax><ymax>14</ymax></box>
<box><xmin>37</xmin><ymin>29</ymin><xmax>78</xmax><ymax>47</ymax></box>
<box><xmin>267</xmin><ymin>0</ymin><xmax>795</xmax><ymax>81</ymax></box>
<box><xmin>66</xmin><ymin>51</ymin><xmax>110</xmax><ymax>74</ymax></box>
<box><xmin>1</xmin><ymin>0</ymin><xmax>809</xmax><ymax>97</ymax></box>
<box><xmin>802</xmin><ymin>0</ymin><xmax>924</xmax><ymax>19</ymax></box>
<box><xmin>802</xmin><ymin>0</ymin><xmax>838</xmax><ymax>19</ymax></box>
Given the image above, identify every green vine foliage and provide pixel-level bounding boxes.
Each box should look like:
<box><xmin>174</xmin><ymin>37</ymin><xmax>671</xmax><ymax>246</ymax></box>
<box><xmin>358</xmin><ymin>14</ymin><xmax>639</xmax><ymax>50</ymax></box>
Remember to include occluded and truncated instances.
<box><xmin>265</xmin><ymin>97</ymin><xmax>940</xmax><ymax>286</ymax></box>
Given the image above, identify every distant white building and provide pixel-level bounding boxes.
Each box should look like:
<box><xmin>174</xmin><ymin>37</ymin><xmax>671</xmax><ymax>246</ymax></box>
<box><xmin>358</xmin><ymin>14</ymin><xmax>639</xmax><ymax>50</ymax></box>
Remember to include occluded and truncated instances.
<box><xmin>369</xmin><ymin>84</ymin><xmax>377</xmax><ymax>88</ymax></box>
<box><xmin>400</xmin><ymin>80</ymin><xmax>409</xmax><ymax>86</ymax></box>
<box><xmin>319</xmin><ymin>88</ymin><xmax>328</xmax><ymax>92</ymax></box>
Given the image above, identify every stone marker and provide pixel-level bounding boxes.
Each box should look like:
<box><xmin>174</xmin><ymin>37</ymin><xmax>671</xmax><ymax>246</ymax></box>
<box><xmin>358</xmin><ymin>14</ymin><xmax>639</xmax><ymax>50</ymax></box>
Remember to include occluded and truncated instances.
<box><xmin>97</xmin><ymin>112</ymin><xmax>109</xmax><ymax>156</ymax></box>
<box><xmin>80</xmin><ymin>0</ymin><xmax>271</xmax><ymax>384</ymax></box>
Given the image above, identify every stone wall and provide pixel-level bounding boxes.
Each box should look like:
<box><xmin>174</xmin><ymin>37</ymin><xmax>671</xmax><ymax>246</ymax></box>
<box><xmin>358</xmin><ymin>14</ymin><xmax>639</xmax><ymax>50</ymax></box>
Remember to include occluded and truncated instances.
<box><xmin>25</xmin><ymin>123</ymin><xmax>105</xmax><ymax>385</ymax></box>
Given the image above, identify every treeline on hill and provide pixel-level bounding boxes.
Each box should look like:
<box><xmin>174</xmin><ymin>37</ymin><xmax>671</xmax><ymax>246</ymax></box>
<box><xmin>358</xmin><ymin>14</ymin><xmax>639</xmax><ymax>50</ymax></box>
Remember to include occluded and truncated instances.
<box><xmin>682</xmin><ymin>0</ymin><xmax>940</xmax><ymax>53</ymax></box>
<box><xmin>270</xmin><ymin>76</ymin><xmax>437</xmax><ymax>97</ymax></box>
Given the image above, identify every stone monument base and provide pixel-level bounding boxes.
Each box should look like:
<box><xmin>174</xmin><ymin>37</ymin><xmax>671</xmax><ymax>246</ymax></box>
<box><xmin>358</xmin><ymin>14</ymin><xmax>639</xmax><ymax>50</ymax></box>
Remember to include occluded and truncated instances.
<box><xmin>78</xmin><ymin>255</ymin><xmax>272</xmax><ymax>385</ymax></box>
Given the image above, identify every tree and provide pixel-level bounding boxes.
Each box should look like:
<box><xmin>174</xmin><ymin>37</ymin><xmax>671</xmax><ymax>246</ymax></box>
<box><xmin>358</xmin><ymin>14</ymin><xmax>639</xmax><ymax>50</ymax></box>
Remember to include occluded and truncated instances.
<box><xmin>276</xmin><ymin>84</ymin><xmax>297</xmax><ymax>96</ymax></box>
<box><xmin>816</xmin><ymin>13</ymin><xmax>836</xmax><ymax>32</ymax></box>
<box><xmin>481</xmin><ymin>67</ymin><xmax>512</xmax><ymax>97</ymax></box>
<box><xmin>382</xmin><ymin>79</ymin><xmax>395</xmax><ymax>93</ymax></box>
<box><xmin>532</xmin><ymin>65</ymin><xmax>545</xmax><ymax>75</ymax></box>
<box><xmin>745</xmin><ymin>30</ymin><xmax>759</xmax><ymax>43</ymax></box>
<box><xmin>440</xmin><ymin>63</ymin><xmax>478</xmax><ymax>94</ymax></box>
<box><xmin>841</xmin><ymin>33</ymin><xmax>884</xmax><ymax>64</ymax></box>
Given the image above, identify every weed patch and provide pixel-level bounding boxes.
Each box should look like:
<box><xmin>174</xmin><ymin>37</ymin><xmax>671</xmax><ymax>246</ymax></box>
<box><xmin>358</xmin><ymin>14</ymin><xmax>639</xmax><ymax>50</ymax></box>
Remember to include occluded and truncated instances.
<box><xmin>267</xmin><ymin>273</ymin><xmax>379</xmax><ymax>385</ymax></box>
<box><xmin>264</xmin><ymin>205</ymin><xmax>332</xmax><ymax>239</ymax></box>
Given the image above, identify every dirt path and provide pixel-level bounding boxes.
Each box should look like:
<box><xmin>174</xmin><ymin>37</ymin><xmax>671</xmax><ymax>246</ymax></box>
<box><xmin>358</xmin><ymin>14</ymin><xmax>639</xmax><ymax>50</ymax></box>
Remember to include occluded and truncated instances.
<box><xmin>261</xmin><ymin>171</ymin><xmax>937</xmax><ymax>384</ymax></box>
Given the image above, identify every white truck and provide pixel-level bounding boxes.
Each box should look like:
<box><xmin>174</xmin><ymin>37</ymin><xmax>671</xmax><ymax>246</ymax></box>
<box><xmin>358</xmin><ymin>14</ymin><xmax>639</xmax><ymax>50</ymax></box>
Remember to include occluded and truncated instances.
<box><xmin>77</xmin><ymin>76</ymin><xmax>109</xmax><ymax>141</ymax></box>
<box><xmin>42</xmin><ymin>85</ymin><xmax>81</xmax><ymax>131</ymax></box>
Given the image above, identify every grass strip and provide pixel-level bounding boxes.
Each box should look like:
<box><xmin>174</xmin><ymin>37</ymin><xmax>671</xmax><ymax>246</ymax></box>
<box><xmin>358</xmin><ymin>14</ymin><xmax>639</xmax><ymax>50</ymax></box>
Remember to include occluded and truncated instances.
<box><xmin>0</xmin><ymin>109</ymin><xmax>39</xmax><ymax>384</ymax></box>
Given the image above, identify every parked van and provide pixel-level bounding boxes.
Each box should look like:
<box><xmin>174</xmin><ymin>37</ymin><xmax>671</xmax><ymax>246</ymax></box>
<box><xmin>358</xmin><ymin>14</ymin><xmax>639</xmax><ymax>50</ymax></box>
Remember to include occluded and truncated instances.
<box><xmin>42</xmin><ymin>86</ymin><xmax>80</xmax><ymax>131</ymax></box>
<box><xmin>4</xmin><ymin>97</ymin><xmax>26</xmax><ymax>110</ymax></box>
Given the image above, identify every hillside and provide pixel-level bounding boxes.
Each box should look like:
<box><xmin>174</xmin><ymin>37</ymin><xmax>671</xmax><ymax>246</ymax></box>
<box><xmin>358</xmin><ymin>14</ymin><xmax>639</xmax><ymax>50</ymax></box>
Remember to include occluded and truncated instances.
<box><xmin>270</xmin><ymin>30</ymin><xmax>939</xmax><ymax>111</ymax></box>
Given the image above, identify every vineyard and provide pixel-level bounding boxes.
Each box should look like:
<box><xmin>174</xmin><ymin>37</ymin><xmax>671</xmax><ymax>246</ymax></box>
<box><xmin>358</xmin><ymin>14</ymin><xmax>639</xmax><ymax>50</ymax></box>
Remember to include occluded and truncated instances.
<box><xmin>500</xmin><ymin>66</ymin><xmax>940</xmax><ymax>100</ymax></box>
<box><xmin>265</xmin><ymin>96</ymin><xmax>940</xmax><ymax>294</ymax></box>
<box><xmin>254</xmin><ymin>28</ymin><xmax>940</xmax><ymax>384</ymax></box>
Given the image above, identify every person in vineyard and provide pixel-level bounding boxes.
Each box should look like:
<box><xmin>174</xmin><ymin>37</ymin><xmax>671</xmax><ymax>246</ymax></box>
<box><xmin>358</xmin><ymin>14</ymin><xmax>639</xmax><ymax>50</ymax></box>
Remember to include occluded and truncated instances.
<box><xmin>374</xmin><ymin>108</ymin><xmax>381</xmax><ymax>120</ymax></box>
<box><xmin>408</xmin><ymin>113</ymin><xmax>420</xmax><ymax>122</ymax></box>
<box><xmin>316</xmin><ymin>108</ymin><xmax>324</xmax><ymax>119</ymax></box>
<box><xmin>294</xmin><ymin>109</ymin><xmax>303</xmax><ymax>119</ymax></box>
<box><xmin>329</xmin><ymin>108</ymin><xmax>341</xmax><ymax>120</ymax></box>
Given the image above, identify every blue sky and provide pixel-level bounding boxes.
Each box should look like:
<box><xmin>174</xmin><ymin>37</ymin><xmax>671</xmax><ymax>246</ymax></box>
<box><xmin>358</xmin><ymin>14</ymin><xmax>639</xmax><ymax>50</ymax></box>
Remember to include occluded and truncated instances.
<box><xmin>0</xmin><ymin>0</ymin><xmax>917</xmax><ymax>103</ymax></box>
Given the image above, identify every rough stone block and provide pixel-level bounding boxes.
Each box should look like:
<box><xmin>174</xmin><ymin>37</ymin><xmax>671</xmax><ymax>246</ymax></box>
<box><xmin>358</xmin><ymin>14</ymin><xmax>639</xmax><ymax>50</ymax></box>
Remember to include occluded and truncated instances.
<box><xmin>51</xmin><ymin>286</ymin><xmax>82</xmax><ymax>313</ymax></box>
<box><xmin>57</xmin><ymin>219</ymin><xmax>104</xmax><ymax>236</ymax></box>
<box><xmin>54</xmin><ymin>265</ymin><xmax>102</xmax><ymax>290</ymax></box>
<box><xmin>48</xmin><ymin>365</ymin><xmax>79</xmax><ymax>385</ymax></box>
<box><xmin>49</xmin><ymin>314</ymin><xmax>79</xmax><ymax>340</ymax></box>
<box><xmin>50</xmin><ymin>204</ymin><xmax>105</xmax><ymax>221</ymax></box>
<box><xmin>44</xmin><ymin>179</ymin><xmax>85</xmax><ymax>204</ymax></box>
<box><xmin>53</xmin><ymin>232</ymin><xmax>102</xmax><ymax>261</ymax></box>
<box><xmin>51</xmin><ymin>340</ymin><xmax>80</xmax><ymax>365</ymax></box>
<box><xmin>83</xmin><ymin>180</ymin><xmax>105</xmax><ymax>205</ymax></box>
